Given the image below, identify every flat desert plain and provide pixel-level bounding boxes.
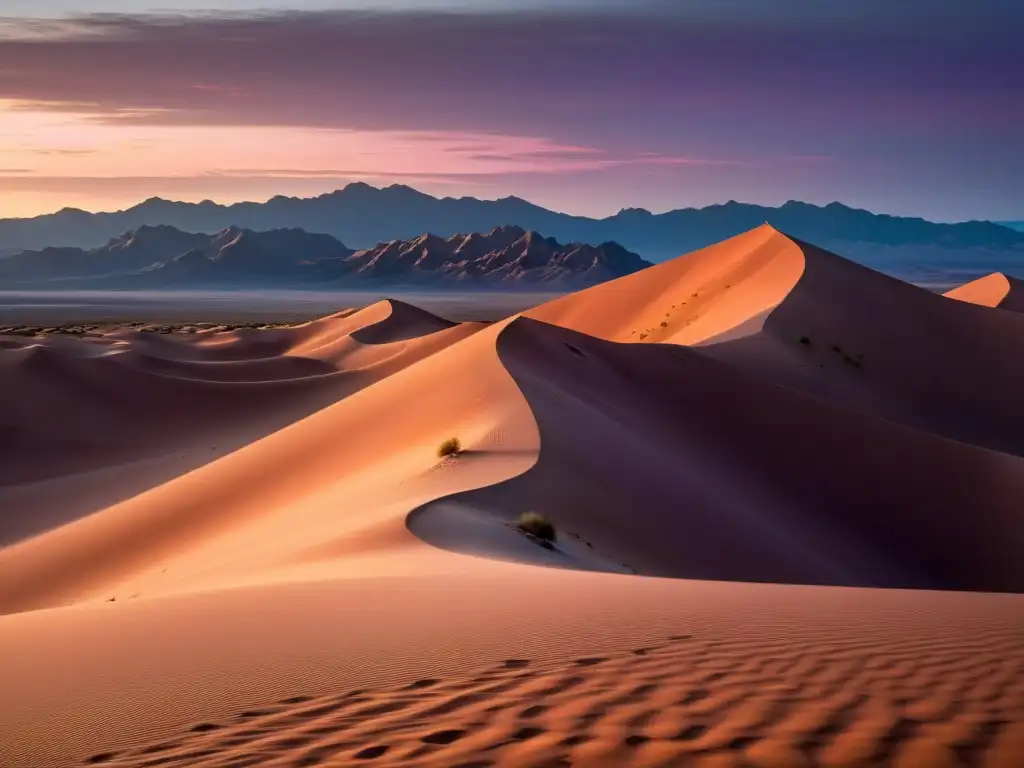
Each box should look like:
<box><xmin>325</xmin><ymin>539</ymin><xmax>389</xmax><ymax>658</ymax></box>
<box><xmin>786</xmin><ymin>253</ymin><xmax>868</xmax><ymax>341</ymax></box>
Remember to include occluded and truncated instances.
<box><xmin>1</xmin><ymin>225</ymin><xmax>1022</xmax><ymax>768</ymax></box>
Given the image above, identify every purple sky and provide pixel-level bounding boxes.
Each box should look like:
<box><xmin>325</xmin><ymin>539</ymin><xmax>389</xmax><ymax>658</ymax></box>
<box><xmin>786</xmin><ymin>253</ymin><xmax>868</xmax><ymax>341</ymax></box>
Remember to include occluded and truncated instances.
<box><xmin>0</xmin><ymin>1</ymin><xmax>1021</xmax><ymax>220</ymax></box>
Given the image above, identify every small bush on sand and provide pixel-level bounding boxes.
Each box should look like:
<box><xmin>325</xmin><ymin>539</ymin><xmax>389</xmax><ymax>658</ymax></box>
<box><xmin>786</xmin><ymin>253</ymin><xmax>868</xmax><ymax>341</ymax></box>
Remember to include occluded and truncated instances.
<box><xmin>437</xmin><ymin>437</ymin><xmax>462</xmax><ymax>458</ymax></box>
<box><xmin>515</xmin><ymin>512</ymin><xmax>557</xmax><ymax>543</ymax></box>
<box><xmin>798</xmin><ymin>335</ymin><xmax>811</xmax><ymax>346</ymax></box>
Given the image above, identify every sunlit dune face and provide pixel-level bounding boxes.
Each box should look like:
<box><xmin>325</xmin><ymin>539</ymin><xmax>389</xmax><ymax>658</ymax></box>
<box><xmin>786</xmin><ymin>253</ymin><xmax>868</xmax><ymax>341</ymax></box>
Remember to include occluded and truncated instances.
<box><xmin>0</xmin><ymin>99</ymin><xmax>622</xmax><ymax>216</ymax></box>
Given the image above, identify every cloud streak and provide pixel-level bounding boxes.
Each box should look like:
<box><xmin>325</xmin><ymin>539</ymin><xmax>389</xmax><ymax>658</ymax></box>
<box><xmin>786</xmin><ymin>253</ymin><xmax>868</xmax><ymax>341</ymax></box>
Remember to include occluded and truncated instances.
<box><xmin>1</xmin><ymin>7</ymin><xmax>1019</xmax><ymax>135</ymax></box>
<box><xmin>0</xmin><ymin>2</ymin><xmax>1020</xmax><ymax>220</ymax></box>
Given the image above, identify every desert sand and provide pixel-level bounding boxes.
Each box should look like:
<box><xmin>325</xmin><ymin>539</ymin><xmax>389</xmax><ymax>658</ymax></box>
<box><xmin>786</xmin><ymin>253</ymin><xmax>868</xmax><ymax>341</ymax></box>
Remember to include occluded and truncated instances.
<box><xmin>944</xmin><ymin>272</ymin><xmax>1024</xmax><ymax>314</ymax></box>
<box><xmin>1</xmin><ymin>224</ymin><xmax>1022</xmax><ymax>768</ymax></box>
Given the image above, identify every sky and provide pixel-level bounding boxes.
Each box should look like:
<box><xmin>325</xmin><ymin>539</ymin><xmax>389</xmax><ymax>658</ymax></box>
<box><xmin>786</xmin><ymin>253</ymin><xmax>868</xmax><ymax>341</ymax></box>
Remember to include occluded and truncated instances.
<box><xmin>0</xmin><ymin>0</ymin><xmax>1021</xmax><ymax>221</ymax></box>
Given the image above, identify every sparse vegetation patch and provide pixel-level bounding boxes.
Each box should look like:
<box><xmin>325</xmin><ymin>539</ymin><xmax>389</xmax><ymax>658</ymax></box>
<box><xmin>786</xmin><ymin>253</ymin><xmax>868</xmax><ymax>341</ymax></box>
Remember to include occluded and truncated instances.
<box><xmin>514</xmin><ymin>512</ymin><xmax>557</xmax><ymax>546</ymax></box>
<box><xmin>437</xmin><ymin>437</ymin><xmax>462</xmax><ymax>458</ymax></box>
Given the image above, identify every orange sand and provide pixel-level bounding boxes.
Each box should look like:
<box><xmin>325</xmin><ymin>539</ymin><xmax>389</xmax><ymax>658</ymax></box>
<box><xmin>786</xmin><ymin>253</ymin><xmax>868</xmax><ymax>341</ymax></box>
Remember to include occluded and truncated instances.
<box><xmin>1</xmin><ymin>225</ymin><xmax>1022</xmax><ymax>768</ymax></box>
<box><xmin>945</xmin><ymin>272</ymin><xmax>1024</xmax><ymax>313</ymax></box>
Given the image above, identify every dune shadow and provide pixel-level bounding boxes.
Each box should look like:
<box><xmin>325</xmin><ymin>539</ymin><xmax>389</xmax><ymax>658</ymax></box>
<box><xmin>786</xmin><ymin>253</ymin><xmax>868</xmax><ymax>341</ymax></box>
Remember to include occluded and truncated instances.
<box><xmin>697</xmin><ymin>235</ymin><xmax>1024</xmax><ymax>459</ymax></box>
<box><xmin>0</xmin><ymin>373</ymin><xmax>360</xmax><ymax>547</ymax></box>
<box><xmin>0</xmin><ymin>303</ymin><xmax>471</xmax><ymax>546</ymax></box>
<box><xmin>411</xmin><ymin>313</ymin><xmax>1024</xmax><ymax>594</ymax></box>
<box><xmin>348</xmin><ymin>300</ymin><xmax>456</xmax><ymax>345</ymax></box>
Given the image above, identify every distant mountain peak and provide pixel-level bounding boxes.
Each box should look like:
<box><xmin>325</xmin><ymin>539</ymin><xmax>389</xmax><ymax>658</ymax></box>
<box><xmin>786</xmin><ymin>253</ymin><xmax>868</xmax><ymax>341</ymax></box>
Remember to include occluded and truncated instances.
<box><xmin>1</xmin><ymin>185</ymin><xmax>1022</xmax><ymax>266</ymax></box>
<box><xmin>136</xmin><ymin>223</ymin><xmax>186</xmax><ymax>232</ymax></box>
<box><xmin>489</xmin><ymin>194</ymin><xmax>549</xmax><ymax>212</ymax></box>
<box><xmin>106</xmin><ymin>223</ymin><xmax>201</xmax><ymax>251</ymax></box>
<box><xmin>344</xmin><ymin>227</ymin><xmax>649</xmax><ymax>285</ymax></box>
<box><xmin>489</xmin><ymin>224</ymin><xmax>527</xmax><ymax>237</ymax></box>
<box><xmin>334</xmin><ymin>182</ymin><xmax>385</xmax><ymax>198</ymax></box>
<box><xmin>383</xmin><ymin>183</ymin><xmax>426</xmax><ymax>196</ymax></box>
<box><xmin>135</xmin><ymin>196</ymin><xmax>174</xmax><ymax>208</ymax></box>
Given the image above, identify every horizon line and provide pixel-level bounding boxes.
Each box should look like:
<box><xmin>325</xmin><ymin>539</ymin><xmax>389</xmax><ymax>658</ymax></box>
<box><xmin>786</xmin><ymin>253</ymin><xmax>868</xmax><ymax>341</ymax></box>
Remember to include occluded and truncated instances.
<box><xmin>2</xmin><ymin>182</ymin><xmax>1015</xmax><ymax>227</ymax></box>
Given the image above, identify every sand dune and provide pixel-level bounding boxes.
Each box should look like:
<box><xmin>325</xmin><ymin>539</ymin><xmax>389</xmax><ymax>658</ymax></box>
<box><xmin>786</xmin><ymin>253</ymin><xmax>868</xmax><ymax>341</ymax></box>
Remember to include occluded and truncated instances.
<box><xmin>530</xmin><ymin>224</ymin><xmax>1024</xmax><ymax>457</ymax></box>
<box><xmin>2</xmin><ymin>573</ymin><xmax>1022</xmax><ymax>768</ymax></box>
<box><xmin>527</xmin><ymin>224</ymin><xmax>806</xmax><ymax>346</ymax></box>
<box><xmin>0</xmin><ymin>315</ymin><xmax>531</xmax><ymax>615</ymax></box>
<box><xmin>0</xmin><ymin>300</ymin><xmax>479</xmax><ymax>542</ymax></box>
<box><xmin>416</xmin><ymin>316</ymin><xmax>1024</xmax><ymax>592</ymax></box>
<box><xmin>944</xmin><ymin>271</ymin><xmax>1024</xmax><ymax>313</ymax></box>
<box><xmin>1</xmin><ymin>228</ymin><xmax>1022</xmax><ymax>767</ymax></box>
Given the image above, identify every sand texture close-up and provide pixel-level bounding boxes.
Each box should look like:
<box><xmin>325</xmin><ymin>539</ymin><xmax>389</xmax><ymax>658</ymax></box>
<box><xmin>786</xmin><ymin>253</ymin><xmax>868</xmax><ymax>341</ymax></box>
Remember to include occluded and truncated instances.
<box><xmin>1</xmin><ymin>225</ymin><xmax>1022</xmax><ymax>768</ymax></box>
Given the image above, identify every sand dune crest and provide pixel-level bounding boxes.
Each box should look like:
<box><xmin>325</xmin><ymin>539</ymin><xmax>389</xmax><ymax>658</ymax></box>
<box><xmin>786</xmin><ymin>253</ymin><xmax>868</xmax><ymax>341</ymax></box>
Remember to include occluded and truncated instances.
<box><xmin>944</xmin><ymin>271</ymin><xmax>1024</xmax><ymax>313</ymax></box>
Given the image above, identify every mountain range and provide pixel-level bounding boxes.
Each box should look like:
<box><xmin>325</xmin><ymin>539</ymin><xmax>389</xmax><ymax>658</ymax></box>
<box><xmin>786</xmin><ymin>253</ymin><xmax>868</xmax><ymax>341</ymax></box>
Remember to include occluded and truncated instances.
<box><xmin>0</xmin><ymin>184</ymin><xmax>1021</xmax><ymax>265</ymax></box>
<box><xmin>0</xmin><ymin>224</ymin><xmax>649</xmax><ymax>288</ymax></box>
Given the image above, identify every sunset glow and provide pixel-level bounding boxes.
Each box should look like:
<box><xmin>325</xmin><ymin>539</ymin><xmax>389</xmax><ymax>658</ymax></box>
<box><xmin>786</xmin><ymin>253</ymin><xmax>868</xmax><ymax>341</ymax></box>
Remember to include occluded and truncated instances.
<box><xmin>0</xmin><ymin>100</ymin><xmax>651</xmax><ymax>216</ymax></box>
<box><xmin>0</xmin><ymin>1</ymin><xmax>1020</xmax><ymax>220</ymax></box>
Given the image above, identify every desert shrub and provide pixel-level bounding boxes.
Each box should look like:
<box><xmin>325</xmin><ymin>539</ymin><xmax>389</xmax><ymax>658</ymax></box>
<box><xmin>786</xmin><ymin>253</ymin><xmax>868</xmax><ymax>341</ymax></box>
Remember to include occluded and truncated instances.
<box><xmin>437</xmin><ymin>437</ymin><xmax>462</xmax><ymax>458</ymax></box>
<box><xmin>660</xmin><ymin>320</ymin><xmax>668</xmax><ymax>328</ymax></box>
<box><xmin>515</xmin><ymin>511</ymin><xmax>557</xmax><ymax>542</ymax></box>
<box><xmin>798</xmin><ymin>335</ymin><xmax>811</xmax><ymax>346</ymax></box>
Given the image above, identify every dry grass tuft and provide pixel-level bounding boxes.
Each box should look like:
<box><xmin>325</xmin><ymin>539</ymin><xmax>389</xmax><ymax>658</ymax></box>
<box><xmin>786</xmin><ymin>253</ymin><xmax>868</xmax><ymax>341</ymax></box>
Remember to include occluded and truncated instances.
<box><xmin>437</xmin><ymin>437</ymin><xmax>462</xmax><ymax>458</ymax></box>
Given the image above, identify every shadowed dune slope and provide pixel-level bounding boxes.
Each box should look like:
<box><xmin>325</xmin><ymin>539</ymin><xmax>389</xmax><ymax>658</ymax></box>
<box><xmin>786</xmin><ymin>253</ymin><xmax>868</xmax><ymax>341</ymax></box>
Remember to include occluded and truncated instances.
<box><xmin>530</xmin><ymin>224</ymin><xmax>1024</xmax><ymax>458</ymax></box>
<box><xmin>414</xmin><ymin>316</ymin><xmax>1024</xmax><ymax>592</ymax></box>
<box><xmin>945</xmin><ymin>271</ymin><xmax>1024</xmax><ymax>313</ymax></box>
<box><xmin>0</xmin><ymin>300</ymin><xmax>480</xmax><ymax>544</ymax></box>
<box><xmin>0</xmin><ymin>318</ymin><xmax>535</xmax><ymax>615</ymax></box>
<box><xmin>699</xmin><ymin>239</ymin><xmax>1024</xmax><ymax>458</ymax></box>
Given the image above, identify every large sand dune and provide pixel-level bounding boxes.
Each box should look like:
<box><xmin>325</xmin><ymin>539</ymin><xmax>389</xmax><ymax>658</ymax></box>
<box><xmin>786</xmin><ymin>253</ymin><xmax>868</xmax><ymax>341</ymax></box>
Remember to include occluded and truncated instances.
<box><xmin>0</xmin><ymin>301</ymin><xmax>479</xmax><ymax>545</ymax></box>
<box><xmin>944</xmin><ymin>272</ymin><xmax>1024</xmax><ymax>313</ymax></box>
<box><xmin>529</xmin><ymin>224</ymin><xmax>1024</xmax><ymax>456</ymax></box>
<box><xmin>1</xmin><ymin>227</ymin><xmax>1022</xmax><ymax>767</ymax></box>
